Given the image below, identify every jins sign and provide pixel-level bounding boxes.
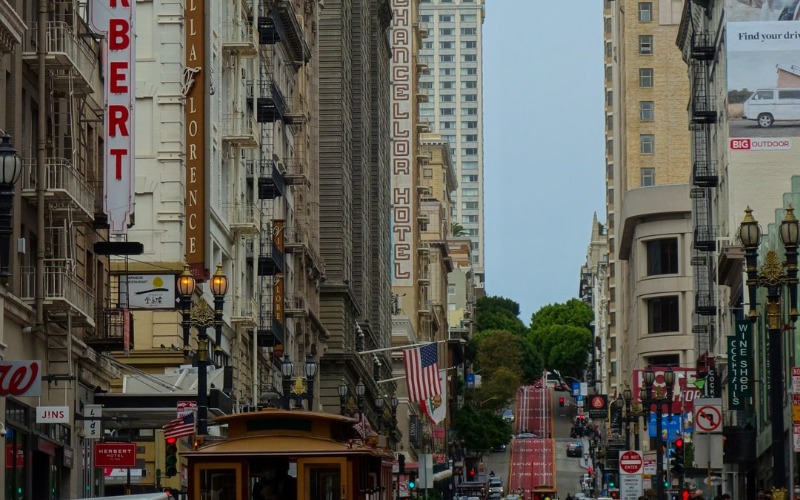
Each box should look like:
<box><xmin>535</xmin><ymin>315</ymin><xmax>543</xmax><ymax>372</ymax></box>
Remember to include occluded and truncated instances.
<box><xmin>184</xmin><ymin>0</ymin><xmax>207</xmax><ymax>279</ymax></box>
<box><xmin>89</xmin><ymin>0</ymin><xmax>135</xmax><ymax>234</ymax></box>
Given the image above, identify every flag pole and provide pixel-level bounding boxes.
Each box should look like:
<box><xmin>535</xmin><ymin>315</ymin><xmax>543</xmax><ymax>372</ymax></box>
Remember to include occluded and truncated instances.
<box><xmin>358</xmin><ymin>339</ymin><xmax>448</xmax><ymax>356</ymax></box>
<box><xmin>377</xmin><ymin>366</ymin><xmax>458</xmax><ymax>385</ymax></box>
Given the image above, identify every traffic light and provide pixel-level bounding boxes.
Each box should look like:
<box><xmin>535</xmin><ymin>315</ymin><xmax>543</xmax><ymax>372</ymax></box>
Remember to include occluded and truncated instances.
<box><xmin>610</xmin><ymin>491</ymin><xmax>620</xmax><ymax>499</ymax></box>
<box><xmin>671</xmin><ymin>438</ymin><xmax>685</xmax><ymax>476</ymax></box>
<box><xmin>165</xmin><ymin>436</ymin><xmax>178</xmax><ymax>477</ymax></box>
<box><xmin>408</xmin><ymin>472</ymin><xmax>416</xmax><ymax>490</ymax></box>
<box><xmin>681</xmin><ymin>488</ymin><xmax>692</xmax><ymax>500</ymax></box>
<box><xmin>559</xmin><ymin>397</ymin><xmax>565</xmax><ymax>407</ymax></box>
<box><xmin>467</xmin><ymin>468</ymin><xmax>476</xmax><ymax>480</ymax></box>
<box><xmin>398</xmin><ymin>454</ymin><xmax>405</xmax><ymax>474</ymax></box>
<box><xmin>588</xmin><ymin>466</ymin><xmax>593</xmax><ymax>475</ymax></box>
<box><xmin>607</xmin><ymin>474</ymin><xmax>616</xmax><ymax>489</ymax></box>
<box><xmin>663</xmin><ymin>472</ymin><xmax>670</xmax><ymax>489</ymax></box>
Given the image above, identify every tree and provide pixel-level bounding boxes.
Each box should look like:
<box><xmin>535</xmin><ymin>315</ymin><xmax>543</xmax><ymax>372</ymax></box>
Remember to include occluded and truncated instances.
<box><xmin>475</xmin><ymin>296</ymin><xmax>527</xmax><ymax>335</ymax></box>
<box><xmin>529</xmin><ymin>298</ymin><xmax>593</xmax><ymax>331</ymax></box>
<box><xmin>475</xmin><ymin>331</ymin><xmax>524</xmax><ymax>379</ymax></box>
<box><xmin>529</xmin><ymin>300</ymin><xmax>593</xmax><ymax>378</ymax></box>
<box><xmin>451</xmin><ymin>222</ymin><xmax>468</xmax><ymax>237</ymax></box>
<box><xmin>472</xmin><ymin>366</ymin><xmax>520</xmax><ymax>412</ymax></box>
<box><xmin>452</xmin><ymin>405</ymin><xmax>512</xmax><ymax>456</ymax></box>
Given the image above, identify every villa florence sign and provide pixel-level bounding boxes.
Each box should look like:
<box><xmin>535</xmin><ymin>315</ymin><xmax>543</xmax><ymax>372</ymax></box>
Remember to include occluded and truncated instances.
<box><xmin>727</xmin><ymin>320</ymin><xmax>753</xmax><ymax>410</ymax></box>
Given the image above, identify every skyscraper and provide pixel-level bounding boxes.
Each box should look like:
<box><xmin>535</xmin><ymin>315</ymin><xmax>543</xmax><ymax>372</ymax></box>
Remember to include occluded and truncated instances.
<box><xmin>418</xmin><ymin>0</ymin><xmax>485</xmax><ymax>289</ymax></box>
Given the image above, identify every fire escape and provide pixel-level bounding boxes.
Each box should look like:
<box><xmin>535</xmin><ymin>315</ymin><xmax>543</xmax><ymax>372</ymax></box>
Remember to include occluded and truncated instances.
<box><xmin>689</xmin><ymin>30</ymin><xmax>718</xmax><ymax>375</ymax></box>
<box><xmin>251</xmin><ymin>0</ymin><xmax>319</xmax><ymax>395</ymax></box>
<box><xmin>19</xmin><ymin>2</ymin><xmax>105</xmax><ymax>379</ymax></box>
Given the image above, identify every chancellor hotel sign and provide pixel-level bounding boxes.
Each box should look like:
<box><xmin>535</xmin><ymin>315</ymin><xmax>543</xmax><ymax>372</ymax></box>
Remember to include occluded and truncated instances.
<box><xmin>184</xmin><ymin>0</ymin><xmax>206</xmax><ymax>278</ymax></box>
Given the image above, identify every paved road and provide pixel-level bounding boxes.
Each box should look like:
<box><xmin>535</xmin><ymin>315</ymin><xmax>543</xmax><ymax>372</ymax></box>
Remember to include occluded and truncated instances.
<box><xmin>509</xmin><ymin>385</ymin><xmax>556</xmax><ymax>495</ymax></box>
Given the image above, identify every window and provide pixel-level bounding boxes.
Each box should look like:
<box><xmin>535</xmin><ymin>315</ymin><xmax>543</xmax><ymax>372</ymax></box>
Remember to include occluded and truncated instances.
<box><xmin>462</xmin><ymin>134</ymin><xmax>478</xmax><ymax>142</ymax></box>
<box><xmin>640</xmin><ymin>134</ymin><xmax>655</xmax><ymax>154</ymax></box>
<box><xmin>440</xmin><ymin>41</ymin><xmax>454</xmax><ymax>49</ymax></box>
<box><xmin>463</xmin><ymin>215</ymin><xmax>478</xmax><ymax>223</ymax></box>
<box><xmin>605</xmin><ymin>41</ymin><xmax>612</xmax><ymax>57</ymax></box>
<box><xmin>604</xmin><ymin>17</ymin><xmax>611</xmax><ymax>33</ymax></box>
<box><xmin>440</xmin><ymin>55</ymin><xmax>455</xmax><ymax>62</ymax></box>
<box><xmin>439</xmin><ymin>28</ymin><xmax>454</xmax><ymax>36</ymax></box>
<box><xmin>639</xmin><ymin>35</ymin><xmax>653</xmax><ymax>55</ymax></box>
<box><xmin>647</xmin><ymin>238</ymin><xmax>678</xmax><ymax>275</ymax></box>
<box><xmin>441</xmin><ymin>121</ymin><xmax>455</xmax><ymax>129</ymax></box>
<box><xmin>462</xmin><ymin>120</ymin><xmax>478</xmax><ymax>128</ymax></box>
<box><xmin>640</xmin><ymin>101</ymin><xmax>654</xmax><ymax>120</ymax></box>
<box><xmin>448</xmin><ymin>284</ymin><xmax>456</xmax><ymax>295</ymax></box>
<box><xmin>641</xmin><ymin>167</ymin><xmax>655</xmax><ymax>186</ymax></box>
<box><xmin>420</xmin><ymin>81</ymin><xmax>433</xmax><ymax>89</ymax></box>
<box><xmin>639</xmin><ymin>68</ymin><xmax>654</xmax><ymax>87</ymax></box>
<box><xmin>647</xmin><ymin>296</ymin><xmax>680</xmax><ymax>333</ymax></box>
<box><xmin>440</xmin><ymin>108</ymin><xmax>455</xmax><ymax>116</ymax></box>
<box><xmin>606</xmin><ymin>114</ymin><xmax>613</xmax><ymax>130</ymax></box>
<box><xmin>606</xmin><ymin>90</ymin><xmax>613</xmax><ymax>106</ymax></box>
<box><xmin>462</xmin><ymin>81</ymin><xmax>477</xmax><ymax>89</ymax></box>
<box><xmin>418</xmin><ymin>55</ymin><xmax>433</xmax><ymax>64</ymax></box>
<box><xmin>462</xmin><ymin>201</ymin><xmax>478</xmax><ymax>209</ymax></box>
<box><xmin>467</xmin><ymin>228</ymin><xmax>478</xmax><ymax>236</ymax></box>
<box><xmin>470</xmin><ymin>242</ymin><xmax>479</xmax><ymax>250</ymax></box>
<box><xmin>462</xmin><ymin>41</ymin><xmax>477</xmax><ymax>49</ymax></box>
<box><xmin>460</xmin><ymin>14</ymin><xmax>477</xmax><ymax>22</ymax></box>
<box><xmin>638</xmin><ymin>2</ymin><xmax>653</xmax><ymax>22</ymax></box>
<box><xmin>440</xmin><ymin>68</ymin><xmax>454</xmax><ymax>76</ymax></box>
<box><xmin>443</xmin><ymin>134</ymin><xmax>456</xmax><ymax>143</ymax></box>
<box><xmin>462</xmin><ymin>68</ymin><xmax>477</xmax><ymax>76</ymax></box>
<box><xmin>462</xmin><ymin>161</ymin><xmax>478</xmax><ymax>170</ymax></box>
<box><xmin>463</xmin><ymin>107</ymin><xmax>477</xmax><ymax>115</ymax></box>
<box><xmin>461</xmin><ymin>28</ymin><xmax>476</xmax><ymax>35</ymax></box>
<box><xmin>462</xmin><ymin>174</ymin><xmax>478</xmax><ymax>183</ymax></box>
<box><xmin>462</xmin><ymin>94</ymin><xmax>477</xmax><ymax>102</ymax></box>
<box><xmin>463</xmin><ymin>54</ymin><xmax>477</xmax><ymax>62</ymax></box>
<box><xmin>605</xmin><ymin>65</ymin><xmax>612</xmax><ymax>82</ymax></box>
<box><xmin>439</xmin><ymin>14</ymin><xmax>453</xmax><ymax>22</ymax></box>
<box><xmin>462</xmin><ymin>148</ymin><xmax>477</xmax><ymax>155</ymax></box>
<box><xmin>421</xmin><ymin>15</ymin><xmax>432</xmax><ymax>22</ymax></box>
<box><xmin>422</xmin><ymin>41</ymin><xmax>433</xmax><ymax>50</ymax></box>
<box><xmin>440</xmin><ymin>94</ymin><xmax>454</xmax><ymax>102</ymax></box>
<box><xmin>462</xmin><ymin>188</ymin><xmax>478</xmax><ymax>196</ymax></box>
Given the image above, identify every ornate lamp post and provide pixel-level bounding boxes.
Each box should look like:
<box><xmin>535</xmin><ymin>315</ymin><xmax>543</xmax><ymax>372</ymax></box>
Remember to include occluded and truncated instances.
<box><xmin>304</xmin><ymin>354</ymin><xmax>318</xmax><ymax>411</ymax></box>
<box><xmin>621</xmin><ymin>386</ymin><xmax>647</xmax><ymax>450</ymax></box>
<box><xmin>281</xmin><ymin>354</ymin><xmax>295</xmax><ymax>410</ymax></box>
<box><xmin>641</xmin><ymin>366</ymin><xmax>675</xmax><ymax>500</ymax></box>
<box><xmin>0</xmin><ymin>134</ymin><xmax>22</xmax><ymax>277</ymax></box>
<box><xmin>739</xmin><ymin>206</ymin><xmax>799</xmax><ymax>497</ymax></box>
<box><xmin>355</xmin><ymin>379</ymin><xmax>366</xmax><ymax>413</ymax></box>
<box><xmin>176</xmin><ymin>264</ymin><xmax>228</xmax><ymax>435</ymax></box>
<box><xmin>375</xmin><ymin>395</ymin><xmax>384</xmax><ymax>433</ymax></box>
<box><xmin>338</xmin><ymin>380</ymin><xmax>349</xmax><ymax>415</ymax></box>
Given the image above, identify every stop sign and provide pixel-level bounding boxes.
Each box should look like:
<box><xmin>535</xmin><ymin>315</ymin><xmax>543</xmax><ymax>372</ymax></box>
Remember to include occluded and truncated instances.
<box><xmin>620</xmin><ymin>450</ymin><xmax>643</xmax><ymax>474</ymax></box>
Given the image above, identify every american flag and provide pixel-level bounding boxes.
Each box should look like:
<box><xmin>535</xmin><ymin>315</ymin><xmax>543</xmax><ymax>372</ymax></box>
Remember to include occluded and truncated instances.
<box><xmin>163</xmin><ymin>412</ymin><xmax>195</xmax><ymax>440</ymax></box>
<box><xmin>403</xmin><ymin>343</ymin><xmax>441</xmax><ymax>403</ymax></box>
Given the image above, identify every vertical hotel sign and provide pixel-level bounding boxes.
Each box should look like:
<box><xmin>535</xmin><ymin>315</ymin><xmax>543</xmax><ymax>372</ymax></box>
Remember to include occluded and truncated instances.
<box><xmin>390</xmin><ymin>0</ymin><xmax>414</xmax><ymax>286</ymax></box>
<box><xmin>184</xmin><ymin>0</ymin><xmax>206</xmax><ymax>278</ymax></box>
<box><xmin>273</xmin><ymin>221</ymin><xmax>284</xmax><ymax>329</ymax></box>
<box><xmin>89</xmin><ymin>0</ymin><xmax>135</xmax><ymax>234</ymax></box>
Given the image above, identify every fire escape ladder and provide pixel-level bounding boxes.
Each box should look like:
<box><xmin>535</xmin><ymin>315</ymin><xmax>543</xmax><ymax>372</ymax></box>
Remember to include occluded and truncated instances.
<box><xmin>692</xmin><ymin>190</ymin><xmax>716</xmax><ymax>252</ymax></box>
<box><xmin>691</xmin><ymin>123</ymin><xmax>718</xmax><ymax>188</ymax></box>
<box><xmin>690</xmin><ymin>59</ymin><xmax>716</xmax><ymax>124</ymax></box>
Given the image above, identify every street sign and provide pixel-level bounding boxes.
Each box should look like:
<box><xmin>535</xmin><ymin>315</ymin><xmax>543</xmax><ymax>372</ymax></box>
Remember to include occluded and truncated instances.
<box><xmin>572</xmin><ymin>381</ymin><xmax>580</xmax><ymax>397</ymax></box>
<box><xmin>588</xmin><ymin>395</ymin><xmax>609</xmax><ymax>419</ymax></box>
<box><xmin>619</xmin><ymin>450</ymin><xmax>643</xmax><ymax>474</ymax></box>
<box><xmin>694</xmin><ymin>401</ymin><xmax>722</xmax><ymax>433</ymax></box>
<box><xmin>94</xmin><ymin>443</ymin><xmax>137</xmax><ymax>468</ymax></box>
<box><xmin>83</xmin><ymin>404</ymin><xmax>103</xmax><ymax>439</ymax></box>
<box><xmin>466</xmin><ymin>373</ymin><xmax>475</xmax><ymax>389</ymax></box>
<box><xmin>794</xmin><ymin>426</ymin><xmax>800</xmax><ymax>452</ymax></box>
<box><xmin>581</xmin><ymin>382</ymin><xmax>588</xmax><ymax>396</ymax></box>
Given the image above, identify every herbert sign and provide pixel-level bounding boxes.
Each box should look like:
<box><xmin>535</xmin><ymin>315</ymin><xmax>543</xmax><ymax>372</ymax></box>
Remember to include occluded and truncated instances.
<box><xmin>94</xmin><ymin>443</ymin><xmax>137</xmax><ymax>468</ymax></box>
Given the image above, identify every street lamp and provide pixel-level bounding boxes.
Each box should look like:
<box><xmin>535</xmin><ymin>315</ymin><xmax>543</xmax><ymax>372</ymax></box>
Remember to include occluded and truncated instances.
<box><xmin>338</xmin><ymin>380</ymin><xmax>349</xmax><ymax>415</ymax></box>
<box><xmin>355</xmin><ymin>379</ymin><xmax>366</xmax><ymax>413</ymax></box>
<box><xmin>0</xmin><ymin>133</ymin><xmax>22</xmax><ymax>277</ymax></box>
<box><xmin>176</xmin><ymin>263</ymin><xmax>228</xmax><ymax>435</ymax></box>
<box><xmin>375</xmin><ymin>395</ymin><xmax>385</xmax><ymax>432</ymax></box>
<box><xmin>621</xmin><ymin>386</ymin><xmax>647</xmax><ymax>450</ymax></box>
<box><xmin>304</xmin><ymin>354</ymin><xmax>317</xmax><ymax>411</ymax></box>
<box><xmin>281</xmin><ymin>354</ymin><xmax>294</xmax><ymax>410</ymax></box>
<box><xmin>641</xmin><ymin>366</ymin><xmax>675</xmax><ymax>500</ymax></box>
<box><xmin>739</xmin><ymin>206</ymin><xmax>799</xmax><ymax>496</ymax></box>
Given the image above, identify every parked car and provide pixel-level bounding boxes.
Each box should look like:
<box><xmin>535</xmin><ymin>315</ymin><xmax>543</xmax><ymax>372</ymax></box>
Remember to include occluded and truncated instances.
<box><xmin>516</xmin><ymin>432</ymin><xmax>537</xmax><ymax>438</ymax></box>
<box><xmin>490</xmin><ymin>443</ymin><xmax>507</xmax><ymax>452</ymax></box>
<box><xmin>566</xmin><ymin>441</ymin><xmax>583</xmax><ymax>457</ymax></box>
<box><xmin>502</xmin><ymin>408</ymin><xmax>514</xmax><ymax>422</ymax></box>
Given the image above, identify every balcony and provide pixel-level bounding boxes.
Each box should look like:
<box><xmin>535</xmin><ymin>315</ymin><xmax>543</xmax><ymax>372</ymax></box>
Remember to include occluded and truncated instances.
<box><xmin>257</xmin><ymin>242</ymin><xmax>285</xmax><ymax>276</ymax></box>
<box><xmin>225</xmin><ymin>202</ymin><xmax>261</xmax><ymax>234</ymax></box>
<box><xmin>247</xmin><ymin>159</ymin><xmax>285</xmax><ymax>200</ymax></box>
<box><xmin>258</xmin><ymin>1</ymin><xmax>311</xmax><ymax>66</ymax></box>
<box><xmin>283</xmin><ymin>225</ymin><xmax>324</xmax><ymax>278</ymax></box>
<box><xmin>691</xmin><ymin>32</ymin><xmax>715</xmax><ymax>61</ymax></box>
<box><xmin>417</xmin><ymin>266</ymin><xmax>430</xmax><ymax>284</ymax></box>
<box><xmin>694</xmin><ymin>224</ymin><xmax>717</xmax><ymax>251</ymax></box>
<box><xmin>231</xmin><ymin>297</ymin><xmax>259</xmax><ymax>325</ymax></box>
<box><xmin>22</xmin><ymin>22</ymin><xmax>96</xmax><ymax>94</ymax></box>
<box><xmin>692</xmin><ymin>158</ymin><xmax>718</xmax><ymax>188</ymax></box>
<box><xmin>221</xmin><ymin>21</ymin><xmax>258</xmax><ymax>57</ymax></box>
<box><xmin>257</xmin><ymin>315</ymin><xmax>284</xmax><ymax>347</ymax></box>
<box><xmin>248</xmin><ymin>79</ymin><xmax>287</xmax><ymax>123</ymax></box>
<box><xmin>86</xmin><ymin>308</ymin><xmax>132</xmax><ymax>352</ymax></box>
<box><xmin>221</xmin><ymin>112</ymin><xmax>258</xmax><ymax>148</ymax></box>
<box><xmin>281</xmin><ymin>157</ymin><xmax>308</xmax><ymax>185</ymax></box>
<box><xmin>21</xmin><ymin>259</ymin><xmax>95</xmax><ymax>327</ymax></box>
<box><xmin>20</xmin><ymin>157</ymin><xmax>95</xmax><ymax>222</ymax></box>
<box><xmin>284</xmin><ymin>295</ymin><xmax>306</xmax><ymax>317</ymax></box>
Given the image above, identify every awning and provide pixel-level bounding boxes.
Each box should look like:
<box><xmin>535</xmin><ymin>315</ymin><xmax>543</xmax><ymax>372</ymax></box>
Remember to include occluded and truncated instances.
<box><xmin>433</xmin><ymin>469</ymin><xmax>452</xmax><ymax>481</ymax></box>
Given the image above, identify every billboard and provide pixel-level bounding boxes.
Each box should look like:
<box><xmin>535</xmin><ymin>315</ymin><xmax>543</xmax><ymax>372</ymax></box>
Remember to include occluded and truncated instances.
<box><xmin>632</xmin><ymin>367</ymin><xmax>702</xmax><ymax>412</ymax></box>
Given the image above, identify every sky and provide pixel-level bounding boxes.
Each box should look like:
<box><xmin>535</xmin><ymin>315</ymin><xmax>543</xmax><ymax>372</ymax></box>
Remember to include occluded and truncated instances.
<box><xmin>482</xmin><ymin>1</ymin><xmax>606</xmax><ymax>323</ymax></box>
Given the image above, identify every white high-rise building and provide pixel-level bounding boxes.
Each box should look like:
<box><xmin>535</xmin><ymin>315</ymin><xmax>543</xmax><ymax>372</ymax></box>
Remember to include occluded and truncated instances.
<box><xmin>418</xmin><ymin>0</ymin><xmax>485</xmax><ymax>288</ymax></box>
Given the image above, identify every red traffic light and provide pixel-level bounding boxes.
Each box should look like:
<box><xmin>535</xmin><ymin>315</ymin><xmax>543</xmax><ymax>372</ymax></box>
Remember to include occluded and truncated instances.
<box><xmin>674</xmin><ymin>438</ymin><xmax>684</xmax><ymax>448</ymax></box>
<box><xmin>588</xmin><ymin>466</ymin><xmax>593</xmax><ymax>475</ymax></box>
<box><xmin>559</xmin><ymin>397</ymin><xmax>565</xmax><ymax>407</ymax></box>
<box><xmin>165</xmin><ymin>436</ymin><xmax>177</xmax><ymax>445</ymax></box>
<box><xmin>682</xmin><ymin>489</ymin><xmax>691</xmax><ymax>500</ymax></box>
<box><xmin>610</xmin><ymin>492</ymin><xmax>620</xmax><ymax>499</ymax></box>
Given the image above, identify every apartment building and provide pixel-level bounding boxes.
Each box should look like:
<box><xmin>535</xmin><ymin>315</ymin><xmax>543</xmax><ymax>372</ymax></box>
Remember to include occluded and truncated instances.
<box><xmin>677</xmin><ymin>1</ymin><xmax>800</xmax><ymax>495</ymax></box>
<box><xmin>602</xmin><ymin>0</ymin><xmax>695</xmax><ymax>456</ymax></box>
<box><xmin>418</xmin><ymin>0</ymin><xmax>485</xmax><ymax>290</ymax></box>
<box><xmin>579</xmin><ymin>213</ymin><xmax>609</xmax><ymax>395</ymax></box>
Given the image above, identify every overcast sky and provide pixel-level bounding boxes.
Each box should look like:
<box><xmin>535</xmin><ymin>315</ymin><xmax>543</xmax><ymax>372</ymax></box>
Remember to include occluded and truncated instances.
<box><xmin>483</xmin><ymin>1</ymin><xmax>605</xmax><ymax>323</ymax></box>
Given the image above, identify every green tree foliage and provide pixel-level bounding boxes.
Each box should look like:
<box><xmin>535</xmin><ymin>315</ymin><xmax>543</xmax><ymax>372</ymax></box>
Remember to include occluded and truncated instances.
<box><xmin>452</xmin><ymin>405</ymin><xmax>512</xmax><ymax>455</ymax></box>
<box><xmin>519</xmin><ymin>336</ymin><xmax>545</xmax><ymax>384</ymax></box>
<box><xmin>475</xmin><ymin>296</ymin><xmax>527</xmax><ymax>335</ymax></box>
<box><xmin>529</xmin><ymin>299</ymin><xmax>593</xmax><ymax>378</ymax></box>
<box><xmin>472</xmin><ymin>366</ymin><xmax>520</xmax><ymax>412</ymax></box>
<box><xmin>475</xmin><ymin>331</ymin><xmax>524</xmax><ymax>379</ymax></box>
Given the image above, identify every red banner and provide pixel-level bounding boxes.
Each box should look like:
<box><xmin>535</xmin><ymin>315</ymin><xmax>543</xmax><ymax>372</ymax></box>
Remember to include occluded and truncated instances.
<box><xmin>5</xmin><ymin>445</ymin><xmax>23</xmax><ymax>468</ymax></box>
<box><xmin>94</xmin><ymin>443</ymin><xmax>137</xmax><ymax>468</ymax></box>
<box><xmin>632</xmin><ymin>367</ymin><xmax>702</xmax><ymax>412</ymax></box>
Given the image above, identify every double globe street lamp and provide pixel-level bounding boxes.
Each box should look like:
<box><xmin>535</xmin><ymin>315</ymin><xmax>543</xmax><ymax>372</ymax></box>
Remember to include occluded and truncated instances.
<box><xmin>0</xmin><ymin>133</ymin><xmax>22</xmax><ymax>277</ymax></box>
<box><xmin>739</xmin><ymin>206</ymin><xmax>799</xmax><ymax>497</ymax></box>
<box><xmin>280</xmin><ymin>353</ymin><xmax>318</xmax><ymax>410</ymax></box>
<box><xmin>641</xmin><ymin>366</ymin><xmax>675</xmax><ymax>500</ymax></box>
<box><xmin>177</xmin><ymin>264</ymin><xmax>229</xmax><ymax>435</ymax></box>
